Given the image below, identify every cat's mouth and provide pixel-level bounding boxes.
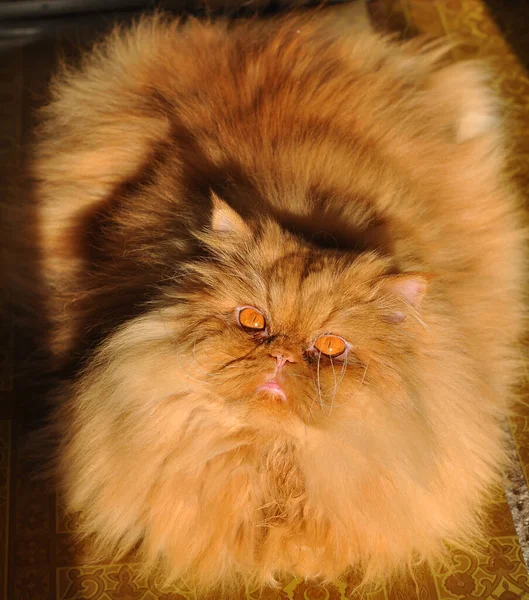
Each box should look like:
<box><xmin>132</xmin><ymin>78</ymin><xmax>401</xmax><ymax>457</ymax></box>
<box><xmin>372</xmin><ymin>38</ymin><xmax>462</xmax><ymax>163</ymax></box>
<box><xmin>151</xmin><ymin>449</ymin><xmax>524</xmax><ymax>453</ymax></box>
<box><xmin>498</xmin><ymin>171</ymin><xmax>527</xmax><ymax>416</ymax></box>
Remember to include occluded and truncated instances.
<box><xmin>256</xmin><ymin>379</ymin><xmax>287</xmax><ymax>403</ymax></box>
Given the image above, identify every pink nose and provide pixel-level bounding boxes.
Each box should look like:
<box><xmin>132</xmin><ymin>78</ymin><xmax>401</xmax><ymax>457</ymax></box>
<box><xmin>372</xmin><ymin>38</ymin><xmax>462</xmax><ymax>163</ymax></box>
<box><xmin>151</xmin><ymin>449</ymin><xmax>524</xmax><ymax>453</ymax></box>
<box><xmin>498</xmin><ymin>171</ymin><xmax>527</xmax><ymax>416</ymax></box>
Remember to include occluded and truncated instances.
<box><xmin>270</xmin><ymin>350</ymin><xmax>296</xmax><ymax>369</ymax></box>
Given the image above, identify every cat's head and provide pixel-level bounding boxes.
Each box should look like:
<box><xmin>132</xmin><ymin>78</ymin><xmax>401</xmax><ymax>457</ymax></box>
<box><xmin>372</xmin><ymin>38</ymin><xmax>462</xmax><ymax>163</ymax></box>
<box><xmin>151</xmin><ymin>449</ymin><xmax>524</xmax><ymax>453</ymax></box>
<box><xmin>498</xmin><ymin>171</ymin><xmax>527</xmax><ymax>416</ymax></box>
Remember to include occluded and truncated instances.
<box><xmin>165</xmin><ymin>193</ymin><xmax>429</xmax><ymax>425</ymax></box>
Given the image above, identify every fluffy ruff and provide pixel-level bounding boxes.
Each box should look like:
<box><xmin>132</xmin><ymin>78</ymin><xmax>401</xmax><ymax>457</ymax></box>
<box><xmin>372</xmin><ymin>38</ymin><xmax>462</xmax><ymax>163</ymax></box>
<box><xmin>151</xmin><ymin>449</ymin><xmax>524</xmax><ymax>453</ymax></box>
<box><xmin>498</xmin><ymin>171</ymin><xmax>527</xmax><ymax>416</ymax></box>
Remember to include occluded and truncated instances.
<box><xmin>31</xmin><ymin>12</ymin><xmax>526</xmax><ymax>593</ymax></box>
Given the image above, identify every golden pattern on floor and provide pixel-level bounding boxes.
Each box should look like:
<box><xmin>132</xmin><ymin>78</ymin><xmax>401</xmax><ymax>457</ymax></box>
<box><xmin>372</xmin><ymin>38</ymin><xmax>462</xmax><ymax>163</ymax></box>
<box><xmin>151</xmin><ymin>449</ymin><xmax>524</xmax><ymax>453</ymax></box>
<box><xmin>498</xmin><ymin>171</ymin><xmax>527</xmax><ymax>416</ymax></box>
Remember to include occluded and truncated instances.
<box><xmin>1</xmin><ymin>1</ymin><xmax>529</xmax><ymax>598</ymax></box>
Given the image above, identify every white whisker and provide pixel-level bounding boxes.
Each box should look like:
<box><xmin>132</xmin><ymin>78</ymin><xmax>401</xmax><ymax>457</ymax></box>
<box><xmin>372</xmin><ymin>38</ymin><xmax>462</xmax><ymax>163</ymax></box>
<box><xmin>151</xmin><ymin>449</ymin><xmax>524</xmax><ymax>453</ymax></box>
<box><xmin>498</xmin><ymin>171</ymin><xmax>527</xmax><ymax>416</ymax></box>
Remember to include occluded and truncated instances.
<box><xmin>191</xmin><ymin>339</ymin><xmax>218</xmax><ymax>376</ymax></box>
<box><xmin>287</xmin><ymin>373</ymin><xmax>313</xmax><ymax>381</ymax></box>
<box><xmin>316</xmin><ymin>351</ymin><xmax>326</xmax><ymax>416</ymax></box>
<box><xmin>175</xmin><ymin>349</ymin><xmax>208</xmax><ymax>384</ymax></box>
<box><xmin>326</xmin><ymin>356</ymin><xmax>337</xmax><ymax>414</ymax></box>
<box><xmin>326</xmin><ymin>358</ymin><xmax>370</xmax><ymax>410</ymax></box>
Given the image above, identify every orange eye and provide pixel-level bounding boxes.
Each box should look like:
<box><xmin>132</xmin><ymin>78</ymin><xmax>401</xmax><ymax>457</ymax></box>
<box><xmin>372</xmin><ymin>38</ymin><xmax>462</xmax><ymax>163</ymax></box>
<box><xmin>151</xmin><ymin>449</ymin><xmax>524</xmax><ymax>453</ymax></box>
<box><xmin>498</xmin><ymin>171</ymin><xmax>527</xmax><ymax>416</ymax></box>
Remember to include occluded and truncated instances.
<box><xmin>314</xmin><ymin>335</ymin><xmax>347</xmax><ymax>358</ymax></box>
<box><xmin>238</xmin><ymin>307</ymin><xmax>266</xmax><ymax>331</ymax></box>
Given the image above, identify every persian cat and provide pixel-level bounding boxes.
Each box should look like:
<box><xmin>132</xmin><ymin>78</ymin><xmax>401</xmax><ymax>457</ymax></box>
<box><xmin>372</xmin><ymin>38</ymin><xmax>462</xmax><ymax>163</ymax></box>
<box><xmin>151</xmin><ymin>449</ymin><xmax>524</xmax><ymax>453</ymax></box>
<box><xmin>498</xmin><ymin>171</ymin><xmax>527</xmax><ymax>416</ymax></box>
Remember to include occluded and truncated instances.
<box><xmin>31</xmin><ymin>11</ymin><xmax>526</xmax><ymax>592</ymax></box>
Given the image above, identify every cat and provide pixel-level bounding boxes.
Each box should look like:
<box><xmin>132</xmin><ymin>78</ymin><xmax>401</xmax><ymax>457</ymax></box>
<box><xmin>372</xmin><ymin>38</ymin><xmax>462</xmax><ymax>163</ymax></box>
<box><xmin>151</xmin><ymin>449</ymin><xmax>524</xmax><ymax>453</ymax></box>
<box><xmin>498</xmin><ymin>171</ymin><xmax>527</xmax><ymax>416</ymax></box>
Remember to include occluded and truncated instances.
<box><xmin>30</xmin><ymin>11</ymin><xmax>526</xmax><ymax>593</ymax></box>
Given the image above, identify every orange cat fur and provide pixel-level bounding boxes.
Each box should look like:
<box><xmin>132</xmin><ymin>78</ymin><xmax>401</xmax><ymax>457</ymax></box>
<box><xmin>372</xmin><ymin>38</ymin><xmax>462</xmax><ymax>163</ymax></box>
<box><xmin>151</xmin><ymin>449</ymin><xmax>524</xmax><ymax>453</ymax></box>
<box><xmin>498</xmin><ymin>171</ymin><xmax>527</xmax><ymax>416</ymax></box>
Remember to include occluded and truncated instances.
<box><xmin>32</xmin><ymin>12</ymin><xmax>526</xmax><ymax>592</ymax></box>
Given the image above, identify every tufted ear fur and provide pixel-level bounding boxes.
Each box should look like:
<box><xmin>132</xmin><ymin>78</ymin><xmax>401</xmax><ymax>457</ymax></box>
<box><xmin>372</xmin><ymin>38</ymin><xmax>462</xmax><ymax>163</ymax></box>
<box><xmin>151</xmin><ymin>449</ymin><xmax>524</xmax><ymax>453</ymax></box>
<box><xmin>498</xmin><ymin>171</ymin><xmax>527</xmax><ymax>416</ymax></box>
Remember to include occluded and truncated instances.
<box><xmin>384</xmin><ymin>274</ymin><xmax>429</xmax><ymax>308</ymax></box>
<box><xmin>380</xmin><ymin>273</ymin><xmax>432</xmax><ymax>324</ymax></box>
<box><xmin>210</xmin><ymin>192</ymin><xmax>249</xmax><ymax>235</ymax></box>
<box><xmin>428</xmin><ymin>62</ymin><xmax>498</xmax><ymax>143</ymax></box>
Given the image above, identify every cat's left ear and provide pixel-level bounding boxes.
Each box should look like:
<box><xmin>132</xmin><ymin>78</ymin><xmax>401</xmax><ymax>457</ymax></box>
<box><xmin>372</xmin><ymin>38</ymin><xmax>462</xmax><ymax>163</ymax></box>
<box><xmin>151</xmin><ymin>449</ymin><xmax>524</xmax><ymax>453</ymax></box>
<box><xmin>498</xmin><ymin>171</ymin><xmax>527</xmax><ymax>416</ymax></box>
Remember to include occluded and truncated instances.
<box><xmin>428</xmin><ymin>62</ymin><xmax>497</xmax><ymax>143</ymax></box>
<box><xmin>380</xmin><ymin>273</ymin><xmax>432</xmax><ymax>323</ymax></box>
<box><xmin>210</xmin><ymin>192</ymin><xmax>250</xmax><ymax>236</ymax></box>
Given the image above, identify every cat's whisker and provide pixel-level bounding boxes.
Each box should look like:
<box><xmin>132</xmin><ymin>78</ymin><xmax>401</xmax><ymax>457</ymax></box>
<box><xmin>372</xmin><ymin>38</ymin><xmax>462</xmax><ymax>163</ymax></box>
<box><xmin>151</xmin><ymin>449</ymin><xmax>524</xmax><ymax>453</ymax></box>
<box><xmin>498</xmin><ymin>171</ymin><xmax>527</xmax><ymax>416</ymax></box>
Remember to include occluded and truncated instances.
<box><xmin>189</xmin><ymin>339</ymin><xmax>238</xmax><ymax>377</ymax></box>
<box><xmin>213</xmin><ymin>347</ymin><xmax>258</xmax><ymax>373</ymax></box>
<box><xmin>179</xmin><ymin>334</ymin><xmax>248</xmax><ymax>379</ymax></box>
<box><xmin>326</xmin><ymin>359</ymin><xmax>370</xmax><ymax>410</ymax></box>
<box><xmin>307</xmin><ymin>402</ymin><xmax>315</xmax><ymax>423</ymax></box>
<box><xmin>316</xmin><ymin>352</ymin><xmax>327</xmax><ymax>416</ymax></box>
<box><xmin>359</xmin><ymin>359</ymin><xmax>369</xmax><ymax>388</ymax></box>
<box><xmin>329</xmin><ymin>356</ymin><xmax>349</xmax><ymax>412</ymax></box>
<box><xmin>327</xmin><ymin>357</ymin><xmax>339</xmax><ymax>415</ymax></box>
<box><xmin>308</xmin><ymin>355</ymin><xmax>358</xmax><ymax>412</ymax></box>
<box><xmin>176</xmin><ymin>338</ymin><xmax>241</xmax><ymax>381</ymax></box>
<box><xmin>316</xmin><ymin>362</ymin><xmax>341</xmax><ymax>406</ymax></box>
<box><xmin>304</xmin><ymin>393</ymin><xmax>320</xmax><ymax>421</ymax></box>
<box><xmin>316</xmin><ymin>354</ymin><xmax>350</xmax><ymax>405</ymax></box>
<box><xmin>190</xmin><ymin>340</ymin><xmax>219</xmax><ymax>377</ymax></box>
<box><xmin>212</xmin><ymin>362</ymin><xmax>249</xmax><ymax>371</ymax></box>
<box><xmin>305</xmin><ymin>370</ymin><xmax>325</xmax><ymax>413</ymax></box>
<box><xmin>333</xmin><ymin>360</ymin><xmax>347</xmax><ymax>392</ymax></box>
<box><xmin>286</xmin><ymin>373</ymin><xmax>313</xmax><ymax>381</ymax></box>
<box><xmin>328</xmin><ymin>356</ymin><xmax>344</xmax><ymax>414</ymax></box>
<box><xmin>175</xmin><ymin>349</ymin><xmax>209</xmax><ymax>385</ymax></box>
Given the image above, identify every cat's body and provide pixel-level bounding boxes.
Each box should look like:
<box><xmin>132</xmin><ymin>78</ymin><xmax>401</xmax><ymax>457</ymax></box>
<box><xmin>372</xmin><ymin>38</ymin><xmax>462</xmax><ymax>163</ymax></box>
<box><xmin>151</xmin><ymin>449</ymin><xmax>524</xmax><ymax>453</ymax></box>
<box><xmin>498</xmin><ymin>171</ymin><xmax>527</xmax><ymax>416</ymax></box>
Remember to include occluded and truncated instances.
<box><xmin>31</xmin><ymin>13</ymin><xmax>525</xmax><ymax>591</ymax></box>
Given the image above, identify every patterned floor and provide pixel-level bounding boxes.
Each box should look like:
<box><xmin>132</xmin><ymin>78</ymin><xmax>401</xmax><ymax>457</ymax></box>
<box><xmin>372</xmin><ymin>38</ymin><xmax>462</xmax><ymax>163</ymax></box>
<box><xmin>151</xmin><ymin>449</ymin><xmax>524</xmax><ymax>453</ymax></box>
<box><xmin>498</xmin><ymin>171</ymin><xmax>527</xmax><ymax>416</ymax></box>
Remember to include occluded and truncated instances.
<box><xmin>1</xmin><ymin>1</ymin><xmax>529</xmax><ymax>598</ymax></box>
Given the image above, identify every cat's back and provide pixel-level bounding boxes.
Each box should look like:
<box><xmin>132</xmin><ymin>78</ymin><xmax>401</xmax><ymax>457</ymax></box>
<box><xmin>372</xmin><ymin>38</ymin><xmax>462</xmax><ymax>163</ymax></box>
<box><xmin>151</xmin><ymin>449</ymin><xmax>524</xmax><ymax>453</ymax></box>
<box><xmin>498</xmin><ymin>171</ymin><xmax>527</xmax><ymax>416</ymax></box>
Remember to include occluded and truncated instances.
<box><xmin>33</xmin><ymin>12</ymin><xmax>525</xmax><ymax>360</ymax></box>
<box><xmin>38</xmin><ymin>12</ymin><xmax>514</xmax><ymax>230</ymax></box>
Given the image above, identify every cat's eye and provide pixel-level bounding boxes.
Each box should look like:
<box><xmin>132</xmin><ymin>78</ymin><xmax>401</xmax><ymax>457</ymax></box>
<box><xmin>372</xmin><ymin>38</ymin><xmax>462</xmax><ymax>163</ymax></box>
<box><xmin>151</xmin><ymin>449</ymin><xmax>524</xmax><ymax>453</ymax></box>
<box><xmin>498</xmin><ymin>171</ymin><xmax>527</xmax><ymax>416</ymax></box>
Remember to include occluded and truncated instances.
<box><xmin>314</xmin><ymin>335</ymin><xmax>347</xmax><ymax>358</ymax></box>
<box><xmin>238</xmin><ymin>307</ymin><xmax>266</xmax><ymax>331</ymax></box>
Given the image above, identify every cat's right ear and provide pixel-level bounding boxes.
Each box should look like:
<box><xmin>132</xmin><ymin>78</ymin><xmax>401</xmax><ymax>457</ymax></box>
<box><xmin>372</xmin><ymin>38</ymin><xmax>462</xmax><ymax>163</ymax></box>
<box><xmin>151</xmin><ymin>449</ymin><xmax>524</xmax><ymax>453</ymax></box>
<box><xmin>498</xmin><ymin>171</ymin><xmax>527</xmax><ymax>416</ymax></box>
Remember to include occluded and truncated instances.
<box><xmin>379</xmin><ymin>273</ymin><xmax>433</xmax><ymax>324</ymax></box>
<box><xmin>427</xmin><ymin>62</ymin><xmax>498</xmax><ymax>144</ymax></box>
<box><xmin>210</xmin><ymin>192</ymin><xmax>250</xmax><ymax>236</ymax></box>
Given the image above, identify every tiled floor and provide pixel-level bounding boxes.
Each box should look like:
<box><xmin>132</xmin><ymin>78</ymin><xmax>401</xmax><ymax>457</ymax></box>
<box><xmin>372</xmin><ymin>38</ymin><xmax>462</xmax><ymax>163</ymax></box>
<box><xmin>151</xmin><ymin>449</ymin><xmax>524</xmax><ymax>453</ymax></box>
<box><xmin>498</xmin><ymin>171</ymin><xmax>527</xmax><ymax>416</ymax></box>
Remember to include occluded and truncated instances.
<box><xmin>1</xmin><ymin>1</ymin><xmax>528</xmax><ymax>598</ymax></box>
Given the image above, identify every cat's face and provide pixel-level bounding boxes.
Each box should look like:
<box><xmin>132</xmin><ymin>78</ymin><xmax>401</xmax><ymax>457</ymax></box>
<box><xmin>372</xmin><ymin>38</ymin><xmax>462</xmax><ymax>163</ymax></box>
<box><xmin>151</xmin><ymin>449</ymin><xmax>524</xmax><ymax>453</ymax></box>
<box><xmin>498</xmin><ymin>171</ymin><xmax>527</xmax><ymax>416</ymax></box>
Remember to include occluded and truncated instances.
<box><xmin>169</xmin><ymin>198</ymin><xmax>427</xmax><ymax>425</ymax></box>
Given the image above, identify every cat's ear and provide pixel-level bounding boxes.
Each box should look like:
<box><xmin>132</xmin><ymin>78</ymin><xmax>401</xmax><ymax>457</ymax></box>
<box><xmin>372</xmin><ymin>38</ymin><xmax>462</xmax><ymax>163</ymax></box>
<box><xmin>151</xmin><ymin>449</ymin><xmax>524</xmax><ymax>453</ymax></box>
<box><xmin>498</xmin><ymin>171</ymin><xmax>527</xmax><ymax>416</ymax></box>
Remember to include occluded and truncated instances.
<box><xmin>210</xmin><ymin>192</ymin><xmax>249</xmax><ymax>236</ymax></box>
<box><xmin>428</xmin><ymin>62</ymin><xmax>497</xmax><ymax>143</ymax></box>
<box><xmin>381</xmin><ymin>273</ymin><xmax>431</xmax><ymax>324</ymax></box>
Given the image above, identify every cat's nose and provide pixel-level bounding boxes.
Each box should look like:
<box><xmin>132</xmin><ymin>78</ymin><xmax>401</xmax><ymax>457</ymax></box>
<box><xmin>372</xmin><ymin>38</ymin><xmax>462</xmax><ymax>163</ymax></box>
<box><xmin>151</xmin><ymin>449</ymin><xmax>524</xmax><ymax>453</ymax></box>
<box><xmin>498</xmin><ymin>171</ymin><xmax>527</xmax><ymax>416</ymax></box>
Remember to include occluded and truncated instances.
<box><xmin>270</xmin><ymin>349</ymin><xmax>297</xmax><ymax>369</ymax></box>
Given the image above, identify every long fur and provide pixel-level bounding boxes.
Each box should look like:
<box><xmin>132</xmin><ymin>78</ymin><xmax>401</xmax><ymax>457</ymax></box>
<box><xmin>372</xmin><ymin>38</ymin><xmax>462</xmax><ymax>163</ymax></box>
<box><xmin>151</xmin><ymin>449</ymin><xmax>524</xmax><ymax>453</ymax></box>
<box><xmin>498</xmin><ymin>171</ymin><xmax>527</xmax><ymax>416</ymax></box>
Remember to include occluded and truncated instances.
<box><xmin>28</xmin><ymin>12</ymin><xmax>526</xmax><ymax>593</ymax></box>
